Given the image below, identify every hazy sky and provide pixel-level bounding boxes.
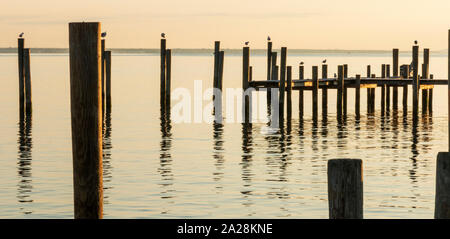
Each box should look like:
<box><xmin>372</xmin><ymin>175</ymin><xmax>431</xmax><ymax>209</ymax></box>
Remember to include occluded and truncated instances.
<box><xmin>1</xmin><ymin>0</ymin><xmax>450</xmax><ymax>50</ymax></box>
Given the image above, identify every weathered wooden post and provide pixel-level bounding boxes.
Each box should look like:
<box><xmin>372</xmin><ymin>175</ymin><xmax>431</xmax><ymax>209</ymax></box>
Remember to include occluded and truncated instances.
<box><xmin>279</xmin><ymin>47</ymin><xmax>287</xmax><ymax>126</ymax></box>
<box><xmin>268</xmin><ymin>52</ymin><xmax>277</xmax><ymax>111</ymax></box>
<box><xmin>381</xmin><ymin>64</ymin><xmax>386</xmax><ymax>116</ymax></box>
<box><xmin>401</xmin><ymin>64</ymin><xmax>409</xmax><ymax>113</ymax></box>
<box><xmin>435</xmin><ymin>152</ymin><xmax>450</xmax><ymax>218</ymax></box>
<box><xmin>386</xmin><ymin>64</ymin><xmax>391</xmax><ymax>113</ymax></box>
<box><xmin>287</xmin><ymin>66</ymin><xmax>292</xmax><ymax>120</ymax></box>
<box><xmin>343</xmin><ymin>64</ymin><xmax>348</xmax><ymax>116</ymax></box>
<box><xmin>23</xmin><ymin>48</ymin><xmax>32</xmax><ymax>115</ymax></box>
<box><xmin>213</xmin><ymin>41</ymin><xmax>220</xmax><ymax>90</ymax></box>
<box><xmin>18</xmin><ymin>38</ymin><xmax>25</xmax><ymax>119</ymax></box>
<box><xmin>328</xmin><ymin>159</ymin><xmax>363</xmax><ymax>219</ymax></box>
<box><xmin>165</xmin><ymin>49</ymin><xmax>172</xmax><ymax>112</ymax></box>
<box><xmin>218</xmin><ymin>51</ymin><xmax>224</xmax><ymax>90</ymax></box>
<box><xmin>101</xmin><ymin>39</ymin><xmax>105</xmax><ymax>106</ymax></box>
<box><xmin>242</xmin><ymin>46</ymin><xmax>250</xmax><ymax>124</ymax></box>
<box><xmin>69</xmin><ymin>22</ymin><xmax>103</xmax><ymax>219</ymax></box>
<box><xmin>299</xmin><ymin>65</ymin><xmax>304</xmax><ymax>120</ymax></box>
<box><xmin>393</xmin><ymin>49</ymin><xmax>399</xmax><ymax>110</ymax></box>
<box><xmin>429</xmin><ymin>74</ymin><xmax>433</xmax><ymax>115</ymax></box>
<box><xmin>160</xmin><ymin>38</ymin><xmax>167</xmax><ymax>109</ymax></box>
<box><xmin>370</xmin><ymin>74</ymin><xmax>376</xmax><ymax>113</ymax></box>
<box><xmin>422</xmin><ymin>49</ymin><xmax>430</xmax><ymax>115</ymax></box>
<box><xmin>104</xmin><ymin>50</ymin><xmax>111</xmax><ymax>110</ymax></box>
<box><xmin>322</xmin><ymin>64</ymin><xmax>328</xmax><ymax>117</ymax></box>
<box><xmin>312</xmin><ymin>66</ymin><xmax>318</xmax><ymax>121</ymax></box>
<box><xmin>412</xmin><ymin>45</ymin><xmax>419</xmax><ymax>118</ymax></box>
<box><xmin>337</xmin><ymin>65</ymin><xmax>344</xmax><ymax>119</ymax></box>
<box><xmin>366</xmin><ymin>65</ymin><xmax>371</xmax><ymax>114</ymax></box>
<box><xmin>267</xmin><ymin>41</ymin><xmax>272</xmax><ymax>82</ymax></box>
<box><xmin>355</xmin><ymin>75</ymin><xmax>361</xmax><ymax>119</ymax></box>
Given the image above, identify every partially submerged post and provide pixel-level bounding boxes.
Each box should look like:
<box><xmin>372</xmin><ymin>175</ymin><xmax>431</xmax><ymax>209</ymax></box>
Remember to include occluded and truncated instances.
<box><xmin>299</xmin><ymin>65</ymin><xmax>304</xmax><ymax>120</ymax></box>
<box><xmin>343</xmin><ymin>64</ymin><xmax>348</xmax><ymax>116</ymax></box>
<box><xmin>422</xmin><ymin>49</ymin><xmax>430</xmax><ymax>115</ymax></box>
<box><xmin>328</xmin><ymin>159</ymin><xmax>363</xmax><ymax>219</ymax></box>
<box><xmin>165</xmin><ymin>49</ymin><xmax>172</xmax><ymax>113</ymax></box>
<box><xmin>337</xmin><ymin>65</ymin><xmax>344</xmax><ymax>119</ymax></box>
<box><xmin>312</xmin><ymin>66</ymin><xmax>318</xmax><ymax>121</ymax></box>
<box><xmin>322</xmin><ymin>64</ymin><xmax>328</xmax><ymax>117</ymax></box>
<box><xmin>381</xmin><ymin>64</ymin><xmax>386</xmax><ymax>116</ymax></box>
<box><xmin>401</xmin><ymin>64</ymin><xmax>409</xmax><ymax>113</ymax></box>
<box><xmin>386</xmin><ymin>64</ymin><xmax>391</xmax><ymax>113</ymax></box>
<box><xmin>242</xmin><ymin>46</ymin><xmax>250</xmax><ymax>123</ymax></box>
<box><xmin>412</xmin><ymin>45</ymin><xmax>419</xmax><ymax>118</ymax></box>
<box><xmin>18</xmin><ymin>38</ymin><xmax>25</xmax><ymax>119</ymax></box>
<box><xmin>286</xmin><ymin>66</ymin><xmax>292</xmax><ymax>121</ymax></box>
<box><xmin>69</xmin><ymin>22</ymin><xmax>103</xmax><ymax>219</ymax></box>
<box><xmin>366</xmin><ymin>65</ymin><xmax>371</xmax><ymax>114</ymax></box>
<box><xmin>213</xmin><ymin>41</ymin><xmax>220</xmax><ymax>90</ymax></box>
<box><xmin>355</xmin><ymin>75</ymin><xmax>361</xmax><ymax>119</ymax></box>
<box><xmin>23</xmin><ymin>48</ymin><xmax>32</xmax><ymax>115</ymax></box>
<box><xmin>105</xmin><ymin>50</ymin><xmax>112</xmax><ymax>110</ymax></box>
<box><xmin>279</xmin><ymin>47</ymin><xmax>287</xmax><ymax>126</ymax></box>
<box><xmin>393</xmin><ymin>49</ymin><xmax>399</xmax><ymax>110</ymax></box>
<box><xmin>160</xmin><ymin>38</ymin><xmax>167</xmax><ymax>109</ymax></box>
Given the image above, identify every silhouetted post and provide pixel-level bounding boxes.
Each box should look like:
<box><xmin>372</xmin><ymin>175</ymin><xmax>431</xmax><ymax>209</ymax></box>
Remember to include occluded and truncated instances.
<box><xmin>328</xmin><ymin>159</ymin><xmax>363</xmax><ymax>219</ymax></box>
<box><xmin>268</xmin><ymin>52</ymin><xmax>277</xmax><ymax>109</ymax></box>
<box><xmin>343</xmin><ymin>64</ymin><xmax>348</xmax><ymax>116</ymax></box>
<box><xmin>370</xmin><ymin>74</ymin><xmax>376</xmax><ymax>113</ymax></box>
<box><xmin>218</xmin><ymin>51</ymin><xmax>224</xmax><ymax>91</ymax></box>
<box><xmin>104</xmin><ymin>51</ymin><xmax>112</xmax><ymax>110</ymax></box>
<box><xmin>402</xmin><ymin>65</ymin><xmax>409</xmax><ymax>113</ymax></box>
<box><xmin>213</xmin><ymin>41</ymin><xmax>220</xmax><ymax>90</ymax></box>
<box><xmin>449</xmin><ymin>29</ymin><xmax>450</xmax><ymax>151</ymax></box>
<box><xmin>366</xmin><ymin>65</ymin><xmax>371</xmax><ymax>113</ymax></box>
<box><xmin>18</xmin><ymin>38</ymin><xmax>25</xmax><ymax>119</ymax></box>
<box><xmin>249</xmin><ymin>66</ymin><xmax>253</xmax><ymax>82</ymax></box>
<box><xmin>422</xmin><ymin>49</ymin><xmax>430</xmax><ymax>115</ymax></box>
<box><xmin>386</xmin><ymin>64</ymin><xmax>391</xmax><ymax>113</ymax></box>
<box><xmin>160</xmin><ymin>38</ymin><xmax>167</xmax><ymax>109</ymax></box>
<box><xmin>312</xmin><ymin>66</ymin><xmax>318</xmax><ymax>121</ymax></box>
<box><xmin>299</xmin><ymin>65</ymin><xmax>304</xmax><ymax>120</ymax></box>
<box><xmin>322</xmin><ymin>64</ymin><xmax>328</xmax><ymax>117</ymax></box>
<box><xmin>69</xmin><ymin>22</ymin><xmax>103</xmax><ymax>219</ymax></box>
<box><xmin>412</xmin><ymin>45</ymin><xmax>419</xmax><ymax>118</ymax></box>
<box><xmin>165</xmin><ymin>49</ymin><xmax>172</xmax><ymax>112</ymax></box>
<box><xmin>23</xmin><ymin>48</ymin><xmax>32</xmax><ymax>115</ymax></box>
<box><xmin>279</xmin><ymin>47</ymin><xmax>287</xmax><ymax>126</ymax></box>
<box><xmin>393</xmin><ymin>49</ymin><xmax>399</xmax><ymax>110</ymax></box>
<box><xmin>435</xmin><ymin>152</ymin><xmax>450</xmax><ymax>218</ymax></box>
<box><xmin>381</xmin><ymin>64</ymin><xmax>386</xmax><ymax>116</ymax></box>
<box><xmin>287</xmin><ymin>66</ymin><xmax>292</xmax><ymax>120</ymax></box>
<box><xmin>267</xmin><ymin>41</ymin><xmax>272</xmax><ymax>82</ymax></box>
<box><xmin>101</xmin><ymin>39</ymin><xmax>105</xmax><ymax>106</ymax></box>
<box><xmin>429</xmin><ymin>74</ymin><xmax>433</xmax><ymax>115</ymax></box>
<box><xmin>242</xmin><ymin>47</ymin><xmax>250</xmax><ymax>123</ymax></box>
<box><xmin>355</xmin><ymin>75</ymin><xmax>361</xmax><ymax>118</ymax></box>
<box><xmin>337</xmin><ymin>65</ymin><xmax>344</xmax><ymax>119</ymax></box>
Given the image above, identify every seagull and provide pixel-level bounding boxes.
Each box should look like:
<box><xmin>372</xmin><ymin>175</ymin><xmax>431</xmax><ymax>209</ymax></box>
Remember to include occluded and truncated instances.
<box><xmin>267</xmin><ymin>36</ymin><xmax>271</xmax><ymax>41</ymax></box>
<box><xmin>414</xmin><ymin>40</ymin><xmax>418</xmax><ymax>45</ymax></box>
<box><xmin>19</xmin><ymin>32</ymin><xmax>24</xmax><ymax>38</ymax></box>
<box><xmin>101</xmin><ymin>32</ymin><xmax>107</xmax><ymax>38</ymax></box>
<box><xmin>245</xmin><ymin>41</ymin><xmax>249</xmax><ymax>46</ymax></box>
<box><xmin>322</xmin><ymin>59</ymin><xmax>327</xmax><ymax>64</ymax></box>
<box><xmin>299</xmin><ymin>61</ymin><xmax>304</xmax><ymax>65</ymax></box>
<box><xmin>161</xmin><ymin>33</ymin><xmax>166</xmax><ymax>38</ymax></box>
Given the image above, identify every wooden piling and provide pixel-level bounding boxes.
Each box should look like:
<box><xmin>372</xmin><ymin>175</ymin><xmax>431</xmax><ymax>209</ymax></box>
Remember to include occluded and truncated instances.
<box><xmin>18</xmin><ymin>38</ymin><xmax>25</xmax><ymax>119</ymax></box>
<box><xmin>402</xmin><ymin>65</ymin><xmax>409</xmax><ymax>113</ymax></box>
<box><xmin>343</xmin><ymin>64</ymin><xmax>348</xmax><ymax>116</ymax></box>
<box><xmin>279</xmin><ymin>47</ymin><xmax>287</xmax><ymax>126</ymax></box>
<box><xmin>367</xmin><ymin>65</ymin><xmax>371</xmax><ymax>113</ymax></box>
<box><xmin>312</xmin><ymin>66</ymin><xmax>318</xmax><ymax>120</ymax></box>
<box><xmin>299</xmin><ymin>65</ymin><xmax>304</xmax><ymax>120</ymax></box>
<box><xmin>160</xmin><ymin>38</ymin><xmax>167</xmax><ymax>109</ymax></box>
<box><xmin>218</xmin><ymin>51</ymin><xmax>224</xmax><ymax>91</ymax></box>
<box><xmin>422</xmin><ymin>49</ymin><xmax>430</xmax><ymax>115</ymax></box>
<box><xmin>242</xmin><ymin>47</ymin><xmax>250</xmax><ymax>123</ymax></box>
<box><xmin>328</xmin><ymin>159</ymin><xmax>363</xmax><ymax>219</ymax></box>
<box><xmin>165</xmin><ymin>49</ymin><xmax>172</xmax><ymax>112</ymax></box>
<box><xmin>23</xmin><ymin>48</ymin><xmax>32</xmax><ymax>115</ymax></box>
<box><xmin>355</xmin><ymin>75</ymin><xmax>361</xmax><ymax>118</ymax></box>
<box><xmin>287</xmin><ymin>66</ymin><xmax>292</xmax><ymax>120</ymax></box>
<box><xmin>386</xmin><ymin>64</ymin><xmax>391</xmax><ymax>112</ymax></box>
<box><xmin>104</xmin><ymin>51</ymin><xmax>111</xmax><ymax>110</ymax></box>
<box><xmin>435</xmin><ymin>152</ymin><xmax>450</xmax><ymax>218</ymax></box>
<box><xmin>322</xmin><ymin>64</ymin><xmax>328</xmax><ymax>117</ymax></box>
<box><xmin>393</xmin><ymin>49</ymin><xmax>399</xmax><ymax>110</ymax></box>
<box><xmin>412</xmin><ymin>45</ymin><xmax>419</xmax><ymax>118</ymax></box>
<box><xmin>268</xmin><ymin>52</ymin><xmax>277</xmax><ymax>110</ymax></box>
<box><xmin>370</xmin><ymin>74</ymin><xmax>376</xmax><ymax>113</ymax></box>
<box><xmin>101</xmin><ymin>39</ymin><xmax>105</xmax><ymax>105</ymax></box>
<box><xmin>213</xmin><ymin>41</ymin><xmax>220</xmax><ymax>89</ymax></box>
<box><xmin>267</xmin><ymin>41</ymin><xmax>272</xmax><ymax>82</ymax></box>
<box><xmin>429</xmin><ymin>74</ymin><xmax>433</xmax><ymax>115</ymax></box>
<box><xmin>381</xmin><ymin>64</ymin><xmax>386</xmax><ymax>116</ymax></box>
<box><xmin>337</xmin><ymin>66</ymin><xmax>344</xmax><ymax>118</ymax></box>
<box><xmin>69</xmin><ymin>22</ymin><xmax>103</xmax><ymax>219</ymax></box>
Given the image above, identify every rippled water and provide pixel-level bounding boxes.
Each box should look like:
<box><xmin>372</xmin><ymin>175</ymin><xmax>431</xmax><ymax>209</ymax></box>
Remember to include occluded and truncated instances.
<box><xmin>0</xmin><ymin>51</ymin><xmax>448</xmax><ymax>218</ymax></box>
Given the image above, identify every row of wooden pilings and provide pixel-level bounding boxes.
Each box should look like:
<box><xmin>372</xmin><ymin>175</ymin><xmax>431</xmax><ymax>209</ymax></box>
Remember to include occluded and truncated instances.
<box><xmin>16</xmin><ymin>22</ymin><xmax>450</xmax><ymax>219</ymax></box>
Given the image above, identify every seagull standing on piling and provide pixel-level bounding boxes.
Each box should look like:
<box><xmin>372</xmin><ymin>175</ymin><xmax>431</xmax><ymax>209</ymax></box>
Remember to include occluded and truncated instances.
<box><xmin>300</xmin><ymin>62</ymin><xmax>304</xmax><ymax>65</ymax></box>
<box><xmin>19</xmin><ymin>32</ymin><xmax>24</xmax><ymax>38</ymax></box>
<box><xmin>101</xmin><ymin>32</ymin><xmax>107</xmax><ymax>38</ymax></box>
<box><xmin>245</xmin><ymin>41</ymin><xmax>249</xmax><ymax>46</ymax></box>
<box><xmin>322</xmin><ymin>59</ymin><xmax>327</xmax><ymax>64</ymax></box>
<box><xmin>267</xmin><ymin>36</ymin><xmax>271</xmax><ymax>41</ymax></box>
<box><xmin>161</xmin><ymin>33</ymin><xmax>166</xmax><ymax>38</ymax></box>
<box><xmin>414</xmin><ymin>40</ymin><xmax>418</xmax><ymax>45</ymax></box>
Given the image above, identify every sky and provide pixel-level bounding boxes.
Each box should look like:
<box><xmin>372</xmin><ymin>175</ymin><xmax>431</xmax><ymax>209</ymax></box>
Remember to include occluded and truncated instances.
<box><xmin>1</xmin><ymin>0</ymin><xmax>450</xmax><ymax>50</ymax></box>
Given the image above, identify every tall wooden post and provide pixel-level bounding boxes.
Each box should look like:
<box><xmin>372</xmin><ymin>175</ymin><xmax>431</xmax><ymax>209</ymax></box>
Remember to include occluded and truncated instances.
<box><xmin>213</xmin><ymin>41</ymin><xmax>220</xmax><ymax>90</ymax></box>
<box><xmin>268</xmin><ymin>52</ymin><xmax>277</xmax><ymax>110</ymax></box>
<box><xmin>267</xmin><ymin>41</ymin><xmax>272</xmax><ymax>82</ymax></box>
<box><xmin>218</xmin><ymin>51</ymin><xmax>224</xmax><ymax>91</ymax></box>
<box><xmin>279</xmin><ymin>47</ymin><xmax>287</xmax><ymax>126</ymax></box>
<box><xmin>412</xmin><ymin>45</ymin><xmax>419</xmax><ymax>118</ymax></box>
<box><xmin>18</xmin><ymin>38</ymin><xmax>25</xmax><ymax>119</ymax></box>
<box><xmin>337</xmin><ymin>65</ymin><xmax>344</xmax><ymax>119</ymax></box>
<box><xmin>312</xmin><ymin>66</ymin><xmax>318</xmax><ymax>121</ymax></box>
<box><xmin>355</xmin><ymin>75</ymin><xmax>361</xmax><ymax>119</ymax></box>
<box><xmin>422</xmin><ymin>49</ymin><xmax>430</xmax><ymax>115</ymax></box>
<box><xmin>403</xmin><ymin>65</ymin><xmax>409</xmax><ymax>114</ymax></box>
<box><xmin>101</xmin><ymin>39</ymin><xmax>105</xmax><ymax>107</ymax></box>
<box><xmin>386</xmin><ymin>64</ymin><xmax>391</xmax><ymax>113</ymax></box>
<box><xmin>366</xmin><ymin>65</ymin><xmax>371</xmax><ymax>114</ymax></box>
<box><xmin>370</xmin><ymin>74</ymin><xmax>376</xmax><ymax>113</ymax></box>
<box><xmin>393</xmin><ymin>49</ymin><xmax>399</xmax><ymax>110</ymax></box>
<box><xmin>160</xmin><ymin>38</ymin><xmax>167</xmax><ymax>109</ymax></box>
<box><xmin>429</xmin><ymin>74</ymin><xmax>433</xmax><ymax>115</ymax></box>
<box><xmin>299</xmin><ymin>65</ymin><xmax>304</xmax><ymax>120</ymax></box>
<box><xmin>23</xmin><ymin>48</ymin><xmax>32</xmax><ymax>115</ymax></box>
<box><xmin>322</xmin><ymin>64</ymin><xmax>328</xmax><ymax>117</ymax></box>
<box><xmin>343</xmin><ymin>64</ymin><xmax>348</xmax><ymax>116</ymax></box>
<box><xmin>328</xmin><ymin>159</ymin><xmax>363</xmax><ymax>219</ymax></box>
<box><xmin>69</xmin><ymin>22</ymin><xmax>103</xmax><ymax>219</ymax></box>
<box><xmin>104</xmin><ymin>51</ymin><xmax>112</xmax><ymax>110</ymax></box>
<box><xmin>435</xmin><ymin>152</ymin><xmax>450</xmax><ymax>218</ymax></box>
<box><xmin>242</xmin><ymin>47</ymin><xmax>250</xmax><ymax>124</ymax></box>
<box><xmin>381</xmin><ymin>64</ymin><xmax>386</xmax><ymax>116</ymax></box>
<box><xmin>165</xmin><ymin>49</ymin><xmax>172</xmax><ymax>112</ymax></box>
<box><xmin>287</xmin><ymin>66</ymin><xmax>292</xmax><ymax>121</ymax></box>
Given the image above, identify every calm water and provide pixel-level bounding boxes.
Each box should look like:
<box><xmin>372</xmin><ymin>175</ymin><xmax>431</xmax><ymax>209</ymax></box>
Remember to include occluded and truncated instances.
<box><xmin>0</xmin><ymin>51</ymin><xmax>448</xmax><ymax>218</ymax></box>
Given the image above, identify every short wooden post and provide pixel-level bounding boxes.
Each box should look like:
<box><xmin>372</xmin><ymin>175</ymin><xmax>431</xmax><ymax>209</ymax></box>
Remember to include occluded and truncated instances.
<box><xmin>69</xmin><ymin>22</ymin><xmax>103</xmax><ymax>219</ymax></box>
<box><xmin>337</xmin><ymin>65</ymin><xmax>344</xmax><ymax>119</ymax></box>
<box><xmin>299</xmin><ymin>65</ymin><xmax>304</xmax><ymax>120</ymax></box>
<box><xmin>287</xmin><ymin>66</ymin><xmax>292</xmax><ymax>120</ymax></box>
<box><xmin>386</xmin><ymin>64</ymin><xmax>391</xmax><ymax>113</ymax></box>
<box><xmin>312</xmin><ymin>66</ymin><xmax>318</xmax><ymax>120</ymax></box>
<box><xmin>366</xmin><ymin>65</ymin><xmax>371</xmax><ymax>113</ymax></box>
<box><xmin>322</xmin><ymin>64</ymin><xmax>328</xmax><ymax>117</ymax></box>
<box><xmin>104</xmin><ymin>51</ymin><xmax>112</xmax><ymax>110</ymax></box>
<box><xmin>279</xmin><ymin>47</ymin><xmax>287</xmax><ymax>126</ymax></box>
<box><xmin>429</xmin><ymin>74</ymin><xmax>433</xmax><ymax>115</ymax></box>
<box><xmin>165</xmin><ymin>49</ymin><xmax>172</xmax><ymax>112</ymax></box>
<box><xmin>343</xmin><ymin>64</ymin><xmax>348</xmax><ymax>116</ymax></box>
<box><xmin>23</xmin><ymin>48</ymin><xmax>32</xmax><ymax>115</ymax></box>
<box><xmin>355</xmin><ymin>75</ymin><xmax>361</xmax><ymax>118</ymax></box>
<box><xmin>412</xmin><ymin>45</ymin><xmax>419</xmax><ymax>118</ymax></box>
<box><xmin>18</xmin><ymin>38</ymin><xmax>25</xmax><ymax>119</ymax></box>
<box><xmin>242</xmin><ymin>47</ymin><xmax>250</xmax><ymax>123</ymax></box>
<box><xmin>393</xmin><ymin>49</ymin><xmax>399</xmax><ymax>110</ymax></box>
<box><xmin>160</xmin><ymin>38</ymin><xmax>167</xmax><ymax>109</ymax></box>
<box><xmin>435</xmin><ymin>152</ymin><xmax>450</xmax><ymax>218</ymax></box>
<box><xmin>381</xmin><ymin>64</ymin><xmax>386</xmax><ymax>116</ymax></box>
<box><xmin>328</xmin><ymin>159</ymin><xmax>363</xmax><ymax>219</ymax></box>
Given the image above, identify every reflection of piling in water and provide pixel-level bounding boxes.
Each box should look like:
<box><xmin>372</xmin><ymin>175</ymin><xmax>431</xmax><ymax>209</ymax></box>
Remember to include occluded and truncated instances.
<box><xmin>212</xmin><ymin>123</ymin><xmax>225</xmax><ymax>187</ymax></box>
<box><xmin>69</xmin><ymin>22</ymin><xmax>103</xmax><ymax>219</ymax></box>
<box><xmin>328</xmin><ymin>159</ymin><xmax>363</xmax><ymax>219</ymax></box>
<box><xmin>102</xmin><ymin>109</ymin><xmax>113</xmax><ymax>204</ymax></box>
<box><xmin>17</xmin><ymin>114</ymin><xmax>33</xmax><ymax>213</ymax></box>
<box><xmin>159</xmin><ymin>112</ymin><xmax>174</xmax><ymax>202</ymax></box>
